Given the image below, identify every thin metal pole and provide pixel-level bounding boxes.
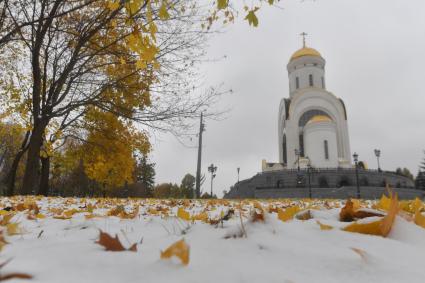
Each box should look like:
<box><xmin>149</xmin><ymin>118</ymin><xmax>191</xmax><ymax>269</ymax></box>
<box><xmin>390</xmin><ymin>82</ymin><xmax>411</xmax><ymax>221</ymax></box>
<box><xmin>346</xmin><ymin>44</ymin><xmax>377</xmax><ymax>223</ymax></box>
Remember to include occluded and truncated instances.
<box><xmin>355</xmin><ymin>162</ymin><xmax>360</xmax><ymax>199</ymax></box>
<box><xmin>195</xmin><ymin>112</ymin><xmax>204</xmax><ymax>199</ymax></box>
<box><xmin>308</xmin><ymin>166</ymin><xmax>312</xmax><ymax>198</ymax></box>
<box><xmin>210</xmin><ymin>173</ymin><xmax>213</xmax><ymax>196</ymax></box>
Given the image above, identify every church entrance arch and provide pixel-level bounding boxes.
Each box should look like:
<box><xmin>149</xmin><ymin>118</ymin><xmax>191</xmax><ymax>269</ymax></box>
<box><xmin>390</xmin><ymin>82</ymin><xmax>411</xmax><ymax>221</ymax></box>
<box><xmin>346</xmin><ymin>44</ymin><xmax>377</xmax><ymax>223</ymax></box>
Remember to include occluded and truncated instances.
<box><xmin>297</xmin><ymin>109</ymin><xmax>333</xmax><ymax>157</ymax></box>
<box><xmin>298</xmin><ymin>109</ymin><xmax>332</xmax><ymax>128</ymax></box>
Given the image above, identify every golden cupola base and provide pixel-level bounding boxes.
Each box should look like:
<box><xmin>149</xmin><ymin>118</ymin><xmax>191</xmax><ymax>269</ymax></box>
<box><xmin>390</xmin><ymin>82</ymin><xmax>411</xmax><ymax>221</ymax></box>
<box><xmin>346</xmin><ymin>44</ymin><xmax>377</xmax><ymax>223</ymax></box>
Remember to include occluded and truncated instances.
<box><xmin>290</xmin><ymin>47</ymin><xmax>322</xmax><ymax>62</ymax></box>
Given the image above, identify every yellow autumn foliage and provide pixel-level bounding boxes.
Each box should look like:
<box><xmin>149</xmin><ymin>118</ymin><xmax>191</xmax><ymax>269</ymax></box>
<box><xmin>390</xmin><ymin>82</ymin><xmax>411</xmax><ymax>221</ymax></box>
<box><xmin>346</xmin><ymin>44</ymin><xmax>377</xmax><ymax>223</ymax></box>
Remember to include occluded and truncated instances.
<box><xmin>80</xmin><ymin>108</ymin><xmax>150</xmax><ymax>189</ymax></box>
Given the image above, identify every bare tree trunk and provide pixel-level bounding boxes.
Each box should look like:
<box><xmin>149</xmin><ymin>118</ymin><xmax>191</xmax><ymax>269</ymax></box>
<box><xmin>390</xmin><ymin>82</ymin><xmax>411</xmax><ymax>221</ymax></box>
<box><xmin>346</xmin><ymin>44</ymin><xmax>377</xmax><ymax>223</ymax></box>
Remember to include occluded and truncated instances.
<box><xmin>38</xmin><ymin>155</ymin><xmax>50</xmax><ymax>196</ymax></box>
<box><xmin>0</xmin><ymin>149</ymin><xmax>7</xmax><ymax>168</ymax></box>
<box><xmin>2</xmin><ymin>131</ymin><xmax>30</xmax><ymax>196</ymax></box>
<box><xmin>21</xmin><ymin>122</ymin><xmax>47</xmax><ymax>194</ymax></box>
<box><xmin>4</xmin><ymin>151</ymin><xmax>25</xmax><ymax>196</ymax></box>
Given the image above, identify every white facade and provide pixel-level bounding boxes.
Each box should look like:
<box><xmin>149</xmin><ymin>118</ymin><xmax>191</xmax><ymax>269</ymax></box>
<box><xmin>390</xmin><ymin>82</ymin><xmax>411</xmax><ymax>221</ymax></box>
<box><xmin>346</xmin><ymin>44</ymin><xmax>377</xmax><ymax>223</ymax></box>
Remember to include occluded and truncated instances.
<box><xmin>277</xmin><ymin>45</ymin><xmax>352</xmax><ymax>169</ymax></box>
<box><xmin>304</xmin><ymin>120</ymin><xmax>338</xmax><ymax>168</ymax></box>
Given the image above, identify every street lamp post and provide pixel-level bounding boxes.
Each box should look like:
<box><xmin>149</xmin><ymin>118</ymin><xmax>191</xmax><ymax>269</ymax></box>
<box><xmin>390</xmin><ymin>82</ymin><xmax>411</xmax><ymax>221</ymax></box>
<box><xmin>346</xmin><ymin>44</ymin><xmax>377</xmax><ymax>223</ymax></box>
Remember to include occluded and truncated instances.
<box><xmin>374</xmin><ymin>149</ymin><xmax>381</xmax><ymax>172</ymax></box>
<box><xmin>294</xmin><ymin>149</ymin><xmax>300</xmax><ymax>171</ymax></box>
<box><xmin>237</xmin><ymin>167</ymin><xmax>240</xmax><ymax>183</ymax></box>
<box><xmin>353</xmin><ymin>152</ymin><xmax>360</xmax><ymax>199</ymax></box>
<box><xmin>306</xmin><ymin>157</ymin><xmax>312</xmax><ymax>199</ymax></box>
<box><xmin>208</xmin><ymin>164</ymin><xmax>217</xmax><ymax>197</ymax></box>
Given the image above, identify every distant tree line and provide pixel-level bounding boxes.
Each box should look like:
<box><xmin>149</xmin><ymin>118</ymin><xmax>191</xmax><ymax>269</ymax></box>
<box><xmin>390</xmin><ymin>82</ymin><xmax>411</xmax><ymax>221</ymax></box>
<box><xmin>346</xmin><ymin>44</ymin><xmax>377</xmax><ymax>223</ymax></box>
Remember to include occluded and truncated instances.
<box><xmin>416</xmin><ymin>151</ymin><xmax>425</xmax><ymax>191</ymax></box>
<box><xmin>152</xmin><ymin>173</ymin><xmax>217</xmax><ymax>199</ymax></box>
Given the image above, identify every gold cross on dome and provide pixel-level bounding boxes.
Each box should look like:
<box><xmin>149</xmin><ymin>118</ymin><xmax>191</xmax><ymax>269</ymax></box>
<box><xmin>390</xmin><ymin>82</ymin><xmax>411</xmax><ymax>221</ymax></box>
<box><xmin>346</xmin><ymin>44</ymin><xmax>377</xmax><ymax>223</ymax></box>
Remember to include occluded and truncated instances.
<box><xmin>300</xmin><ymin>32</ymin><xmax>308</xmax><ymax>47</ymax></box>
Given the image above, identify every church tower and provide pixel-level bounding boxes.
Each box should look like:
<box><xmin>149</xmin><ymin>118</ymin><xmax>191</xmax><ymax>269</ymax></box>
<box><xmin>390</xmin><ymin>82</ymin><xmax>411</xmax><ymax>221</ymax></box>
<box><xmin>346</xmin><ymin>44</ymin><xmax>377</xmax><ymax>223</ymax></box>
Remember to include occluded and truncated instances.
<box><xmin>278</xmin><ymin>35</ymin><xmax>352</xmax><ymax>169</ymax></box>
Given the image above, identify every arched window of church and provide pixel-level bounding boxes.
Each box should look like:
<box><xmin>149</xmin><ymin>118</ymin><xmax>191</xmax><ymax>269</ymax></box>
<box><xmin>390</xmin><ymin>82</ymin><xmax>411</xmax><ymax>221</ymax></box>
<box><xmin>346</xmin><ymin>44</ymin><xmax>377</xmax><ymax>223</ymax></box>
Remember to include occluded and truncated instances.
<box><xmin>299</xmin><ymin>134</ymin><xmax>304</xmax><ymax>157</ymax></box>
<box><xmin>309</xmin><ymin>74</ymin><xmax>313</xmax><ymax>86</ymax></box>
<box><xmin>321</xmin><ymin>77</ymin><xmax>325</xmax><ymax>88</ymax></box>
<box><xmin>295</xmin><ymin>77</ymin><xmax>299</xmax><ymax>89</ymax></box>
<box><xmin>324</xmin><ymin>140</ymin><xmax>329</xmax><ymax>160</ymax></box>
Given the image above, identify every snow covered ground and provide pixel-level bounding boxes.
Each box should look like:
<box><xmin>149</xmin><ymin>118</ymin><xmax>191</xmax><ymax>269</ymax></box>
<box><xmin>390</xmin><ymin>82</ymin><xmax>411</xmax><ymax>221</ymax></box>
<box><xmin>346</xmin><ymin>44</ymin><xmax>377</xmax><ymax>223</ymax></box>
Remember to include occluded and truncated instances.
<box><xmin>1</xmin><ymin>196</ymin><xmax>425</xmax><ymax>283</ymax></box>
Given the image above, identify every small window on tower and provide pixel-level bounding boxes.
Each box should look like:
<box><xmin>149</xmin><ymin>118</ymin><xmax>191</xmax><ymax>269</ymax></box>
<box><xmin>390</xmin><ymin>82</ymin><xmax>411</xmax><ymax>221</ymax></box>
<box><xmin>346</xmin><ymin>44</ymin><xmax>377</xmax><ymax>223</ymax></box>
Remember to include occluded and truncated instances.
<box><xmin>296</xmin><ymin>77</ymin><xmax>299</xmax><ymax>89</ymax></box>
<box><xmin>309</xmin><ymin>74</ymin><xmax>313</xmax><ymax>86</ymax></box>
<box><xmin>324</xmin><ymin>140</ymin><xmax>329</xmax><ymax>160</ymax></box>
<box><xmin>321</xmin><ymin>77</ymin><xmax>325</xmax><ymax>88</ymax></box>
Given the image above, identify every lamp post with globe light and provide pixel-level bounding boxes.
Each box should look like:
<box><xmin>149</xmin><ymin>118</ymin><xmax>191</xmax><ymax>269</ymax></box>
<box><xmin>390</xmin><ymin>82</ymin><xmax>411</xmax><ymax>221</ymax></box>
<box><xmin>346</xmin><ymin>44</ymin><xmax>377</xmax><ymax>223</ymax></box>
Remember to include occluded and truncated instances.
<box><xmin>208</xmin><ymin>164</ymin><xmax>217</xmax><ymax>197</ymax></box>
<box><xmin>374</xmin><ymin>149</ymin><xmax>381</xmax><ymax>172</ymax></box>
<box><xmin>353</xmin><ymin>152</ymin><xmax>360</xmax><ymax>199</ymax></box>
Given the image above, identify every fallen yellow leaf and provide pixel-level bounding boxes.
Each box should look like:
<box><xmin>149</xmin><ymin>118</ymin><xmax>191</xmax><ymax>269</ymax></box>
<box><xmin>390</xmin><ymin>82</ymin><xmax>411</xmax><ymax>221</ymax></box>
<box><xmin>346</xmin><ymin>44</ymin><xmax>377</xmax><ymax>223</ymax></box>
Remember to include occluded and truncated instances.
<box><xmin>36</xmin><ymin>213</ymin><xmax>46</xmax><ymax>219</ymax></box>
<box><xmin>376</xmin><ymin>194</ymin><xmax>391</xmax><ymax>211</ymax></box>
<box><xmin>0</xmin><ymin>214</ymin><xmax>14</xmax><ymax>226</ymax></box>
<box><xmin>414</xmin><ymin>210</ymin><xmax>425</xmax><ymax>229</ymax></box>
<box><xmin>350</xmin><ymin>247</ymin><xmax>367</xmax><ymax>261</ymax></box>
<box><xmin>160</xmin><ymin>239</ymin><xmax>190</xmax><ymax>265</ymax></box>
<box><xmin>192</xmin><ymin>212</ymin><xmax>208</xmax><ymax>222</ymax></box>
<box><xmin>343</xmin><ymin>219</ymin><xmax>382</xmax><ymax>235</ymax></box>
<box><xmin>0</xmin><ymin>230</ymin><xmax>8</xmax><ymax>251</ymax></box>
<box><xmin>343</xmin><ymin>193</ymin><xmax>398</xmax><ymax>237</ymax></box>
<box><xmin>277</xmin><ymin>206</ymin><xmax>300</xmax><ymax>222</ymax></box>
<box><xmin>316</xmin><ymin>220</ymin><xmax>333</xmax><ymax>230</ymax></box>
<box><xmin>177</xmin><ymin>207</ymin><xmax>190</xmax><ymax>221</ymax></box>
<box><xmin>6</xmin><ymin>223</ymin><xmax>21</xmax><ymax>236</ymax></box>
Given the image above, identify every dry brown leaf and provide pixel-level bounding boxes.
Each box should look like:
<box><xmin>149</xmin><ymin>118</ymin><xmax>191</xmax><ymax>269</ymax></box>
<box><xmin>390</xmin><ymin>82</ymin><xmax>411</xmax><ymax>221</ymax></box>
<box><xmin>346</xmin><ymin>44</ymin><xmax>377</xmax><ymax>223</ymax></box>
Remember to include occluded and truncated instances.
<box><xmin>0</xmin><ymin>273</ymin><xmax>33</xmax><ymax>281</ymax></box>
<box><xmin>251</xmin><ymin>209</ymin><xmax>265</xmax><ymax>223</ymax></box>
<box><xmin>267</xmin><ymin>205</ymin><xmax>279</xmax><ymax>213</ymax></box>
<box><xmin>295</xmin><ymin>209</ymin><xmax>312</xmax><ymax>221</ymax></box>
<box><xmin>340</xmin><ymin>199</ymin><xmax>356</xmax><ymax>222</ymax></box>
<box><xmin>354</xmin><ymin>209</ymin><xmax>385</xmax><ymax>219</ymax></box>
<box><xmin>96</xmin><ymin>230</ymin><xmax>137</xmax><ymax>252</ymax></box>
<box><xmin>0</xmin><ymin>230</ymin><xmax>9</xmax><ymax>251</ymax></box>
<box><xmin>350</xmin><ymin>247</ymin><xmax>367</xmax><ymax>261</ymax></box>
<box><xmin>0</xmin><ymin>259</ymin><xmax>32</xmax><ymax>281</ymax></box>
<box><xmin>160</xmin><ymin>239</ymin><xmax>190</xmax><ymax>265</ymax></box>
<box><xmin>340</xmin><ymin>199</ymin><xmax>384</xmax><ymax>222</ymax></box>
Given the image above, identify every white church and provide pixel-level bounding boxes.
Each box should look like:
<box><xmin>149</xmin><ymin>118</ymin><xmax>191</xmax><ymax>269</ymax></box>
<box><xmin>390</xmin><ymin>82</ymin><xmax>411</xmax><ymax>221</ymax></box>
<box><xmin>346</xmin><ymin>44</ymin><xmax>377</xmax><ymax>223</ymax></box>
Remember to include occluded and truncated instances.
<box><xmin>227</xmin><ymin>35</ymin><xmax>419</xmax><ymax>199</ymax></box>
<box><xmin>263</xmin><ymin>36</ymin><xmax>352</xmax><ymax>171</ymax></box>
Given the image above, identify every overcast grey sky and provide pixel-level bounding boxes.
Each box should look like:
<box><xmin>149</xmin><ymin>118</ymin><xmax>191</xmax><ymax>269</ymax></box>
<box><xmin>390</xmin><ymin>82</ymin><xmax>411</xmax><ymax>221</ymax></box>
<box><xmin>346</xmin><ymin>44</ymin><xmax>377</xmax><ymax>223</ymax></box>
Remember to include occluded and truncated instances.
<box><xmin>150</xmin><ymin>0</ymin><xmax>425</xmax><ymax>197</ymax></box>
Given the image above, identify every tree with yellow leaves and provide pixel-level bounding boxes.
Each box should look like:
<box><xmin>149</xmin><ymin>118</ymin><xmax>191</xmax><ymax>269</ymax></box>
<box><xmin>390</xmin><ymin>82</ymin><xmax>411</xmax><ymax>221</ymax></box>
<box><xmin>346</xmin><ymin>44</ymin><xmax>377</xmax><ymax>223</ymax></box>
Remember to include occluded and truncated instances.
<box><xmin>0</xmin><ymin>0</ymin><xmax>225</xmax><ymax>195</ymax></box>
<box><xmin>80</xmin><ymin>108</ymin><xmax>150</xmax><ymax>191</ymax></box>
<box><xmin>0</xmin><ymin>0</ymin><xmax>283</xmax><ymax>196</ymax></box>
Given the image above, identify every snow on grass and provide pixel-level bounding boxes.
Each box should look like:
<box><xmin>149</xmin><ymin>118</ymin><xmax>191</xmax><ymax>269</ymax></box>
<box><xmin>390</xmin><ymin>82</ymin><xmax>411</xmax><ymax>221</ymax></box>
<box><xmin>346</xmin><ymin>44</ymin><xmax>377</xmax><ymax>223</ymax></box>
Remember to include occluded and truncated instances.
<box><xmin>0</xmin><ymin>196</ymin><xmax>425</xmax><ymax>283</ymax></box>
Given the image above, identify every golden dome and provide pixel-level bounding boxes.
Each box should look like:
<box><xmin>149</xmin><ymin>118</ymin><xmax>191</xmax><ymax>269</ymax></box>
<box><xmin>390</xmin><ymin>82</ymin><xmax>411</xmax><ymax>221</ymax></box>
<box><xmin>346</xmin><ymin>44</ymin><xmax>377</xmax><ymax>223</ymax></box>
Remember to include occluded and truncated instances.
<box><xmin>307</xmin><ymin>115</ymin><xmax>332</xmax><ymax>124</ymax></box>
<box><xmin>290</xmin><ymin>47</ymin><xmax>322</xmax><ymax>61</ymax></box>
